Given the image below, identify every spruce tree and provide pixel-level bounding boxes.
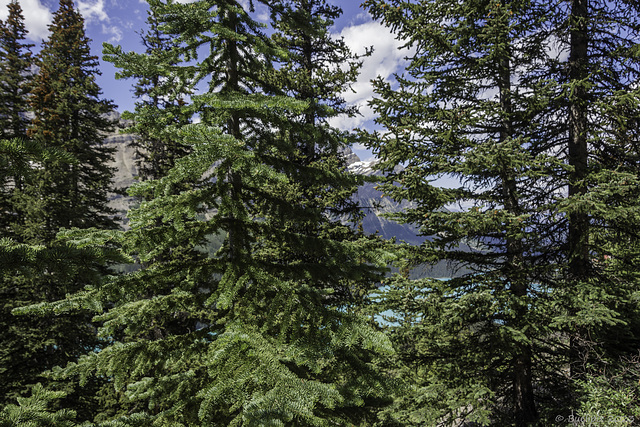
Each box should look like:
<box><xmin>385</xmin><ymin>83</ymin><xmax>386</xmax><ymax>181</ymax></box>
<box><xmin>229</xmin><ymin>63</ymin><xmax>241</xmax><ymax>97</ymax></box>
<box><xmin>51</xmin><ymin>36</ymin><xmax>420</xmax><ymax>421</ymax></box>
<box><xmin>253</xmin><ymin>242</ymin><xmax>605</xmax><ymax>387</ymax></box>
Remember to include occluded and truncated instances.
<box><xmin>1</xmin><ymin>0</ymin><xmax>118</xmax><ymax>416</ymax></box>
<box><xmin>104</xmin><ymin>1</ymin><xmax>191</xmax><ymax>185</ymax></box>
<box><xmin>0</xmin><ymin>0</ymin><xmax>33</xmax><ymax>141</ymax></box>
<box><xmin>0</xmin><ymin>138</ymin><xmax>75</xmax><ymax>408</ymax></box>
<box><xmin>45</xmin><ymin>0</ymin><xmax>393</xmax><ymax>424</ymax></box>
<box><xmin>553</xmin><ymin>0</ymin><xmax>640</xmax><ymax>415</ymax></box>
<box><xmin>23</xmin><ymin>0</ymin><xmax>116</xmax><ymax>242</ymax></box>
<box><xmin>363</xmin><ymin>0</ymin><xmax>640</xmax><ymax>424</ymax></box>
<box><xmin>261</xmin><ymin>0</ymin><xmax>376</xmax><ymax>307</ymax></box>
<box><xmin>0</xmin><ymin>0</ymin><xmax>33</xmax><ymax>237</ymax></box>
<box><xmin>363</xmin><ymin>0</ymin><xmax>567</xmax><ymax>425</ymax></box>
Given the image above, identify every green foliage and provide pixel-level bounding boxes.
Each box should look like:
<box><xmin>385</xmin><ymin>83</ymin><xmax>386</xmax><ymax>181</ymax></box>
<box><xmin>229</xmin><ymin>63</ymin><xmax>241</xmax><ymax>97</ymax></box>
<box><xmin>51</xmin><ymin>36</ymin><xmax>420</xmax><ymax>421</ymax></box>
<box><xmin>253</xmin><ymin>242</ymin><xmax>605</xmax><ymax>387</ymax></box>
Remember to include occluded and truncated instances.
<box><xmin>574</xmin><ymin>373</ymin><xmax>640</xmax><ymax>427</ymax></box>
<box><xmin>24</xmin><ymin>0</ymin><xmax>117</xmax><ymax>243</ymax></box>
<box><xmin>0</xmin><ymin>384</ymin><xmax>76</xmax><ymax>427</ymax></box>
<box><xmin>42</xmin><ymin>1</ymin><xmax>394</xmax><ymax>425</ymax></box>
<box><xmin>0</xmin><ymin>138</ymin><xmax>77</xmax><ymax>407</ymax></box>
<box><xmin>363</xmin><ymin>0</ymin><xmax>640</xmax><ymax>425</ymax></box>
<box><xmin>103</xmin><ymin>0</ymin><xmax>191</xmax><ymax>185</ymax></box>
<box><xmin>0</xmin><ymin>0</ymin><xmax>120</xmax><ymax>416</ymax></box>
<box><xmin>0</xmin><ymin>1</ymin><xmax>35</xmax><ymax>238</ymax></box>
<box><xmin>0</xmin><ymin>0</ymin><xmax>33</xmax><ymax>141</ymax></box>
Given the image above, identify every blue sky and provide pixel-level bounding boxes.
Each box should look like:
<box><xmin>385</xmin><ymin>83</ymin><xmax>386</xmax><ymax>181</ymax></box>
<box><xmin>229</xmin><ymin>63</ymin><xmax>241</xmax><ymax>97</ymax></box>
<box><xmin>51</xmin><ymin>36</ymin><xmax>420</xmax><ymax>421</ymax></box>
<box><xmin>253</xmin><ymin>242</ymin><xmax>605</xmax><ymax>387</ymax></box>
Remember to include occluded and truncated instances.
<box><xmin>0</xmin><ymin>0</ymin><xmax>412</xmax><ymax>161</ymax></box>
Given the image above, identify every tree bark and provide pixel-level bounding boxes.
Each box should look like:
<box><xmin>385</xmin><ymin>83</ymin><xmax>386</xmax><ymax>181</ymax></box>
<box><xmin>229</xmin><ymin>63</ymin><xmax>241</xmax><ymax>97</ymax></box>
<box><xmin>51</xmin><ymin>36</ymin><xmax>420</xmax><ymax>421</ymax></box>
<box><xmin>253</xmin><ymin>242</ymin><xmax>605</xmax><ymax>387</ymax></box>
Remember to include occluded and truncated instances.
<box><xmin>499</xmin><ymin>53</ymin><xmax>537</xmax><ymax>426</ymax></box>
<box><xmin>567</xmin><ymin>0</ymin><xmax>589</xmax><ymax>377</ymax></box>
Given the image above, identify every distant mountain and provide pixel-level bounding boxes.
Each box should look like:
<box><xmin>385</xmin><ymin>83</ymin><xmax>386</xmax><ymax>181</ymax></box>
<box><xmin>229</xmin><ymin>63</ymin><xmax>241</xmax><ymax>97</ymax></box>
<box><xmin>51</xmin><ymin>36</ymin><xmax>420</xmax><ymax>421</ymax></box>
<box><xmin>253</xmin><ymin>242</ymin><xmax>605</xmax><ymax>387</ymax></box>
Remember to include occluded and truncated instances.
<box><xmin>347</xmin><ymin>158</ymin><xmax>426</xmax><ymax>246</ymax></box>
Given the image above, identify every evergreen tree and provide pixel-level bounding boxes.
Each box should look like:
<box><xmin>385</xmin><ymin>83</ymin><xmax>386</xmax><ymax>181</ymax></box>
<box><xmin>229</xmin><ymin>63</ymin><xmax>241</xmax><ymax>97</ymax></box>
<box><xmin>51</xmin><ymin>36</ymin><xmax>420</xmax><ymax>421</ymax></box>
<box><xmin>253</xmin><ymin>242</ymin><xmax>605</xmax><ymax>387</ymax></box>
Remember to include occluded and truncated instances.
<box><xmin>105</xmin><ymin>1</ymin><xmax>191</xmax><ymax>185</ymax></box>
<box><xmin>553</xmin><ymin>0</ymin><xmax>640</xmax><ymax>416</ymax></box>
<box><xmin>1</xmin><ymin>0</ymin><xmax>118</xmax><ymax>416</ymax></box>
<box><xmin>0</xmin><ymin>137</ymin><xmax>120</xmax><ymax>415</ymax></box>
<box><xmin>45</xmin><ymin>0</ymin><xmax>393</xmax><ymax>424</ymax></box>
<box><xmin>363</xmin><ymin>0</ymin><xmax>640</xmax><ymax>425</ymax></box>
<box><xmin>362</xmin><ymin>0</ymin><xmax>558</xmax><ymax>423</ymax></box>
<box><xmin>0</xmin><ymin>384</ymin><xmax>77</xmax><ymax>427</ymax></box>
<box><xmin>23</xmin><ymin>0</ymin><xmax>116</xmax><ymax>243</ymax></box>
<box><xmin>261</xmin><ymin>0</ymin><xmax>376</xmax><ymax>307</ymax></box>
<box><xmin>0</xmin><ymin>0</ymin><xmax>34</xmax><ymax>237</ymax></box>
<box><xmin>0</xmin><ymin>0</ymin><xmax>33</xmax><ymax>141</ymax></box>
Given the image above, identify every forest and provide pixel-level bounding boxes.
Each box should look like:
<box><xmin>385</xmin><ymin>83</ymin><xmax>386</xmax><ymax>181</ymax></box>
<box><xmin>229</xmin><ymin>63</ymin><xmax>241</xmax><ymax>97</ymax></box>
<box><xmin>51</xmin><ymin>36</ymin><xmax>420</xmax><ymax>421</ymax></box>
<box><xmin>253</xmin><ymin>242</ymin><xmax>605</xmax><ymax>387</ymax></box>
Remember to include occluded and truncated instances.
<box><xmin>1</xmin><ymin>0</ymin><xmax>640</xmax><ymax>425</ymax></box>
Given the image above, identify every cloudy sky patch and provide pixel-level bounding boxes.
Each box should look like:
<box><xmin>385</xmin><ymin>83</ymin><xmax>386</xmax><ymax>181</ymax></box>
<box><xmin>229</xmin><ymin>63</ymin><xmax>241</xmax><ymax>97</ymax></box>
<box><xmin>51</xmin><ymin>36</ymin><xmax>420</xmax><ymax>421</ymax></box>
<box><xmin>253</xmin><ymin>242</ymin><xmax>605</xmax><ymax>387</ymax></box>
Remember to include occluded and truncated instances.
<box><xmin>0</xmin><ymin>0</ymin><xmax>52</xmax><ymax>41</ymax></box>
<box><xmin>77</xmin><ymin>0</ymin><xmax>108</xmax><ymax>23</ymax></box>
<box><xmin>0</xmin><ymin>0</ymin><xmax>406</xmax><ymax>159</ymax></box>
<box><xmin>329</xmin><ymin>19</ymin><xmax>411</xmax><ymax>134</ymax></box>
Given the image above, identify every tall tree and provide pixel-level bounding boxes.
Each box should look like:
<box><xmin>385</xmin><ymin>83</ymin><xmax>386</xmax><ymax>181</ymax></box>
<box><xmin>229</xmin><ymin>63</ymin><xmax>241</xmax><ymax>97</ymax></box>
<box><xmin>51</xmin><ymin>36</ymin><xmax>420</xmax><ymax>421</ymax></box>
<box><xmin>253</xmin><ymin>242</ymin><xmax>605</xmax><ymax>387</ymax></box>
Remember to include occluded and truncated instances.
<box><xmin>0</xmin><ymin>0</ymin><xmax>33</xmax><ymax>141</ymax></box>
<box><xmin>363</xmin><ymin>0</ymin><xmax>640</xmax><ymax>424</ymax></box>
<box><xmin>0</xmin><ymin>138</ymin><xmax>74</xmax><ymax>408</ymax></box>
<box><xmin>554</xmin><ymin>0</ymin><xmax>640</xmax><ymax>411</ymax></box>
<box><xmin>0</xmin><ymin>0</ymin><xmax>34</xmax><ymax>237</ymax></box>
<box><xmin>260</xmin><ymin>0</ymin><xmax>376</xmax><ymax>305</ymax></box>
<box><xmin>43</xmin><ymin>0</ymin><xmax>393</xmax><ymax>424</ymax></box>
<box><xmin>1</xmin><ymin>0</ymin><xmax>118</xmax><ymax>416</ymax></box>
<box><xmin>23</xmin><ymin>0</ymin><xmax>116</xmax><ymax>243</ymax></box>
<box><xmin>362</xmin><ymin>0</ymin><xmax>567</xmax><ymax>425</ymax></box>
<box><xmin>105</xmin><ymin>1</ymin><xmax>191</xmax><ymax>186</ymax></box>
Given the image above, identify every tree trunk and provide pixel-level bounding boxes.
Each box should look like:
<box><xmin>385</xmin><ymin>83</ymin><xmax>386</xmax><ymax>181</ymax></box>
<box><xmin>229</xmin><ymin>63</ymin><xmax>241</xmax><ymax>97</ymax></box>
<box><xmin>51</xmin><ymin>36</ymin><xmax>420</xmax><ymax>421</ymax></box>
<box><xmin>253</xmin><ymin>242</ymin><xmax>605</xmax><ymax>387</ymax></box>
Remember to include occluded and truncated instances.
<box><xmin>499</xmin><ymin>53</ymin><xmax>537</xmax><ymax>425</ymax></box>
<box><xmin>567</xmin><ymin>0</ymin><xmax>589</xmax><ymax>377</ymax></box>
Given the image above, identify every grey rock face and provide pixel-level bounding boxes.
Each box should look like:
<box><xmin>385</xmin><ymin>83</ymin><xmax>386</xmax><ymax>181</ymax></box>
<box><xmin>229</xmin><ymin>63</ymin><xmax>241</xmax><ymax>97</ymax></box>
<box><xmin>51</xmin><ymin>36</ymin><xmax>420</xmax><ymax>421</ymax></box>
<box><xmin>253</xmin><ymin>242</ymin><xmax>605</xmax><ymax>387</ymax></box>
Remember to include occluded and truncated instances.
<box><xmin>104</xmin><ymin>116</ymin><xmax>139</xmax><ymax>227</ymax></box>
<box><xmin>346</xmin><ymin>158</ymin><xmax>425</xmax><ymax>246</ymax></box>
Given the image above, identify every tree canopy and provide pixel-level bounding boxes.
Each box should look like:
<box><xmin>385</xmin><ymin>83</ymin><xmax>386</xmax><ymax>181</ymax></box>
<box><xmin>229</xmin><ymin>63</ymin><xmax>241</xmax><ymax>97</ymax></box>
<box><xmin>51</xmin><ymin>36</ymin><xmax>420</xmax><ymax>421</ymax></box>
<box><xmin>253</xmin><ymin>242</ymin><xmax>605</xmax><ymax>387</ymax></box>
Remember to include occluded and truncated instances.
<box><xmin>1</xmin><ymin>0</ymin><xmax>640</xmax><ymax>425</ymax></box>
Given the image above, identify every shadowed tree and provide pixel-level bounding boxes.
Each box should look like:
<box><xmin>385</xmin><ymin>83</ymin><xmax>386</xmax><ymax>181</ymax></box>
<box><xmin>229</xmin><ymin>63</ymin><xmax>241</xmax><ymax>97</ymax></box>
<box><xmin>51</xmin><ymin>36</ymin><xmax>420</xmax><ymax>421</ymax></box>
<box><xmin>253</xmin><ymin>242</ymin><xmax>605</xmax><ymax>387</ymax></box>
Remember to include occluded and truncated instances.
<box><xmin>363</xmin><ymin>0</ymin><xmax>640</xmax><ymax>424</ymax></box>
<box><xmin>1</xmin><ymin>0</ymin><xmax>118</xmax><ymax>417</ymax></box>
<box><xmin>0</xmin><ymin>0</ymin><xmax>33</xmax><ymax>142</ymax></box>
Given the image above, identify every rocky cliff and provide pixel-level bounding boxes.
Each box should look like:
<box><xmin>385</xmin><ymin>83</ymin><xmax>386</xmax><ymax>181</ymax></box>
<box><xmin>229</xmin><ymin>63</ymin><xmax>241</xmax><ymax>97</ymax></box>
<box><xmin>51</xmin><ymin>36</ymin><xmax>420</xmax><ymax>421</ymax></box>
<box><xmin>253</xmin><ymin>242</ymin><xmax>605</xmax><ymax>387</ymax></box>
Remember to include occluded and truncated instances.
<box><xmin>348</xmin><ymin>159</ymin><xmax>426</xmax><ymax>246</ymax></box>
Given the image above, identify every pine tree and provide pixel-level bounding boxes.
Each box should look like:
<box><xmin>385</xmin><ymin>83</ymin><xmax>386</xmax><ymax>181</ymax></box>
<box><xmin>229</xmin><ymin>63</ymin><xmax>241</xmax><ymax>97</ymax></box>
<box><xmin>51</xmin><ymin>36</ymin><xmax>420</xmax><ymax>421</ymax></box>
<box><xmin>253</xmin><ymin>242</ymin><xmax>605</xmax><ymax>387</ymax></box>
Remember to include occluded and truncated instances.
<box><xmin>0</xmin><ymin>0</ymin><xmax>118</xmax><ymax>416</ymax></box>
<box><xmin>0</xmin><ymin>0</ymin><xmax>34</xmax><ymax>238</ymax></box>
<box><xmin>363</xmin><ymin>0</ymin><xmax>568</xmax><ymax>425</ymax></box>
<box><xmin>553</xmin><ymin>0</ymin><xmax>640</xmax><ymax>416</ymax></box>
<box><xmin>0</xmin><ymin>384</ymin><xmax>77</xmax><ymax>427</ymax></box>
<box><xmin>45</xmin><ymin>0</ymin><xmax>394</xmax><ymax>424</ymax></box>
<box><xmin>260</xmin><ymin>0</ymin><xmax>377</xmax><ymax>306</ymax></box>
<box><xmin>22</xmin><ymin>0</ymin><xmax>116</xmax><ymax>243</ymax></box>
<box><xmin>104</xmin><ymin>0</ymin><xmax>191</xmax><ymax>185</ymax></box>
<box><xmin>0</xmin><ymin>0</ymin><xmax>33</xmax><ymax>141</ymax></box>
<box><xmin>363</xmin><ymin>0</ymin><xmax>640</xmax><ymax>425</ymax></box>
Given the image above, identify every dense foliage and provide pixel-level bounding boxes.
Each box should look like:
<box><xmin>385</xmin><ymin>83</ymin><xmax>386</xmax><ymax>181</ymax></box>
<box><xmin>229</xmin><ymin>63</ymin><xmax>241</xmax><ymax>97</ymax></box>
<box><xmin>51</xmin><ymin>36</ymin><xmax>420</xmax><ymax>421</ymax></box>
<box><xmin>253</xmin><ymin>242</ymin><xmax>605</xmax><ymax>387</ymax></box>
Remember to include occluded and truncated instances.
<box><xmin>0</xmin><ymin>0</ymin><xmax>118</xmax><ymax>416</ymax></box>
<box><xmin>363</xmin><ymin>0</ymin><xmax>640</xmax><ymax>425</ymax></box>
<box><xmin>0</xmin><ymin>0</ymin><xmax>639</xmax><ymax>426</ymax></box>
<box><xmin>111</xmin><ymin>1</ymin><xmax>192</xmax><ymax>184</ymax></box>
<box><xmin>28</xmin><ymin>0</ymin><xmax>393</xmax><ymax>424</ymax></box>
<box><xmin>0</xmin><ymin>0</ymin><xmax>32</xmax><ymax>142</ymax></box>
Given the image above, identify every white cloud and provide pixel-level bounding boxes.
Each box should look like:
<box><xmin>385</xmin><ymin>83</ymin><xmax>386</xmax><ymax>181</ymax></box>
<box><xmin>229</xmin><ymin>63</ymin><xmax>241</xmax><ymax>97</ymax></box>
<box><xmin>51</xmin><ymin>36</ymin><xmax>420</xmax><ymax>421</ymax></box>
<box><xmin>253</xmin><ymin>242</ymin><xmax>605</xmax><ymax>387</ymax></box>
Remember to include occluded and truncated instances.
<box><xmin>102</xmin><ymin>23</ymin><xmax>121</xmax><ymax>43</ymax></box>
<box><xmin>349</xmin><ymin>12</ymin><xmax>371</xmax><ymax>26</ymax></box>
<box><xmin>76</xmin><ymin>0</ymin><xmax>126</xmax><ymax>44</ymax></box>
<box><xmin>0</xmin><ymin>0</ymin><xmax>52</xmax><ymax>41</ymax></box>
<box><xmin>329</xmin><ymin>20</ymin><xmax>412</xmax><ymax>131</ymax></box>
<box><xmin>255</xmin><ymin>3</ymin><xmax>269</xmax><ymax>22</ymax></box>
<box><xmin>77</xmin><ymin>0</ymin><xmax>108</xmax><ymax>23</ymax></box>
